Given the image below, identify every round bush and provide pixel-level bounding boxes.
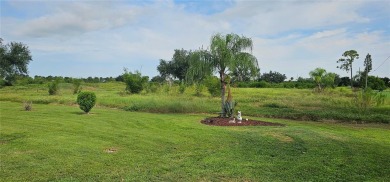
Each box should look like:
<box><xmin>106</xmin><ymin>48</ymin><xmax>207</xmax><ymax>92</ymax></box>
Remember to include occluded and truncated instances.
<box><xmin>76</xmin><ymin>92</ymin><xmax>96</xmax><ymax>113</ymax></box>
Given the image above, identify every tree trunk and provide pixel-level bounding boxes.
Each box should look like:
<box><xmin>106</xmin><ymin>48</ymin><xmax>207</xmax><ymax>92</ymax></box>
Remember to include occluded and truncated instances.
<box><xmin>365</xmin><ymin>71</ymin><xmax>368</xmax><ymax>90</ymax></box>
<box><xmin>220</xmin><ymin>71</ymin><xmax>226</xmax><ymax>117</ymax></box>
<box><xmin>350</xmin><ymin>65</ymin><xmax>353</xmax><ymax>88</ymax></box>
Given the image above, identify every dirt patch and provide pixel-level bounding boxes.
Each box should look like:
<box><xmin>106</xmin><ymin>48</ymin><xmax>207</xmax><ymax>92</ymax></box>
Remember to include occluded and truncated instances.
<box><xmin>104</xmin><ymin>148</ymin><xmax>118</xmax><ymax>153</ymax></box>
<box><xmin>264</xmin><ymin>132</ymin><xmax>294</xmax><ymax>142</ymax></box>
<box><xmin>201</xmin><ymin>117</ymin><xmax>284</xmax><ymax>126</ymax></box>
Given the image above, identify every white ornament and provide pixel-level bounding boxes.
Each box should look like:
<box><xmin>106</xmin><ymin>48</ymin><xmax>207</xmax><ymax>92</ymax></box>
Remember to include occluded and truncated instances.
<box><xmin>237</xmin><ymin>111</ymin><xmax>242</xmax><ymax>121</ymax></box>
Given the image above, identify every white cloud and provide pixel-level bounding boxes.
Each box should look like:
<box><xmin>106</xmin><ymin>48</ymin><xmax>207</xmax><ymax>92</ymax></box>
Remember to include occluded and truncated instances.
<box><xmin>1</xmin><ymin>0</ymin><xmax>388</xmax><ymax>78</ymax></box>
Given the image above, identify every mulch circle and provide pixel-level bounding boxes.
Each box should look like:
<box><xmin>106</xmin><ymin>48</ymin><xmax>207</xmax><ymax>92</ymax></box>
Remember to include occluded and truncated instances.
<box><xmin>201</xmin><ymin>117</ymin><xmax>285</xmax><ymax>126</ymax></box>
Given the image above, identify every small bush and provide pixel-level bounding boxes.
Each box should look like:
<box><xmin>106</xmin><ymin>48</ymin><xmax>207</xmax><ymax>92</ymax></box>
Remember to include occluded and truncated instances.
<box><xmin>204</xmin><ymin>76</ymin><xmax>221</xmax><ymax>97</ymax></box>
<box><xmin>145</xmin><ymin>82</ymin><xmax>159</xmax><ymax>93</ymax></box>
<box><xmin>23</xmin><ymin>101</ymin><xmax>32</xmax><ymax>111</ymax></box>
<box><xmin>77</xmin><ymin>92</ymin><xmax>96</xmax><ymax>114</ymax></box>
<box><xmin>48</xmin><ymin>81</ymin><xmax>59</xmax><ymax>95</ymax></box>
<box><xmin>123</xmin><ymin>71</ymin><xmax>148</xmax><ymax>94</ymax></box>
<box><xmin>73</xmin><ymin>79</ymin><xmax>82</xmax><ymax>94</ymax></box>
<box><xmin>0</xmin><ymin>79</ymin><xmax>7</xmax><ymax>88</ymax></box>
<box><xmin>249</xmin><ymin>81</ymin><xmax>269</xmax><ymax>88</ymax></box>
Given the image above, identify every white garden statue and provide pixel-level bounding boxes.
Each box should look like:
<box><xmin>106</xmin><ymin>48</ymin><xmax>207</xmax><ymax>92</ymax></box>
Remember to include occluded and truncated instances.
<box><xmin>237</xmin><ymin>111</ymin><xmax>242</xmax><ymax>123</ymax></box>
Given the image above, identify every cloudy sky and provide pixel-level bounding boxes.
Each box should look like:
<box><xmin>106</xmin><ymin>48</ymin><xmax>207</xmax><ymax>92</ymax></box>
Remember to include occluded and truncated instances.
<box><xmin>1</xmin><ymin>0</ymin><xmax>389</xmax><ymax>79</ymax></box>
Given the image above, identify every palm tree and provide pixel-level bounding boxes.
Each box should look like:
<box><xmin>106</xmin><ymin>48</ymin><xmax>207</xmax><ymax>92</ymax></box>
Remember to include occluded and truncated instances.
<box><xmin>309</xmin><ymin>68</ymin><xmax>327</xmax><ymax>91</ymax></box>
<box><xmin>187</xmin><ymin>33</ymin><xmax>259</xmax><ymax>117</ymax></box>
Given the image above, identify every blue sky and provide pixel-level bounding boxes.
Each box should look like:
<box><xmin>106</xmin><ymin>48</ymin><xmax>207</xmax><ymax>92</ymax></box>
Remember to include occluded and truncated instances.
<box><xmin>1</xmin><ymin>0</ymin><xmax>389</xmax><ymax>79</ymax></box>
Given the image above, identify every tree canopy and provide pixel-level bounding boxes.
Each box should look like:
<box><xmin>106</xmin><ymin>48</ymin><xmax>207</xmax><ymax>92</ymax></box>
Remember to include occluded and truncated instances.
<box><xmin>157</xmin><ymin>49</ymin><xmax>191</xmax><ymax>82</ymax></box>
<box><xmin>260</xmin><ymin>71</ymin><xmax>286</xmax><ymax>83</ymax></box>
<box><xmin>0</xmin><ymin>38</ymin><xmax>33</xmax><ymax>85</ymax></box>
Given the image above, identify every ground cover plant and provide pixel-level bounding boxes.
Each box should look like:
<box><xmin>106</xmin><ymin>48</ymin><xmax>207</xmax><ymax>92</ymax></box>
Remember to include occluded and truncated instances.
<box><xmin>1</xmin><ymin>101</ymin><xmax>389</xmax><ymax>181</ymax></box>
<box><xmin>0</xmin><ymin>82</ymin><xmax>388</xmax><ymax>123</ymax></box>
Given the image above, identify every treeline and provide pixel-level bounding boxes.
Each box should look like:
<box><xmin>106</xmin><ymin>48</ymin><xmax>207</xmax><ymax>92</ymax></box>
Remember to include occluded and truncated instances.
<box><xmin>1</xmin><ymin>37</ymin><xmax>389</xmax><ymax>91</ymax></box>
<box><xmin>3</xmin><ymin>75</ymin><xmax>118</xmax><ymax>86</ymax></box>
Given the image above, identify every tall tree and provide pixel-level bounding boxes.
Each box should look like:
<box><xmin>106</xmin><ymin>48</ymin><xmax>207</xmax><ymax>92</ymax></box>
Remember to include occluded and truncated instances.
<box><xmin>337</xmin><ymin>50</ymin><xmax>359</xmax><ymax>88</ymax></box>
<box><xmin>157</xmin><ymin>49</ymin><xmax>191</xmax><ymax>82</ymax></box>
<box><xmin>363</xmin><ymin>53</ymin><xmax>372</xmax><ymax>89</ymax></box>
<box><xmin>187</xmin><ymin>33</ymin><xmax>258</xmax><ymax>117</ymax></box>
<box><xmin>0</xmin><ymin>39</ymin><xmax>33</xmax><ymax>85</ymax></box>
<box><xmin>171</xmin><ymin>49</ymin><xmax>190</xmax><ymax>82</ymax></box>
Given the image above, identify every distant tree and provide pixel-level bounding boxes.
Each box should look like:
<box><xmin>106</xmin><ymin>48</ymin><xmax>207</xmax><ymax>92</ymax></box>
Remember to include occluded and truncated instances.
<box><xmin>157</xmin><ymin>59</ymin><xmax>173</xmax><ymax>83</ymax></box>
<box><xmin>363</xmin><ymin>53</ymin><xmax>372</xmax><ymax>89</ymax></box>
<box><xmin>367</xmin><ymin>76</ymin><xmax>386</xmax><ymax>91</ymax></box>
<box><xmin>323</xmin><ymin>72</ymin><xmax>337</xmax><ymax>88</ymax></box>
<box><xmin>0</xmin><ymin>38</ymin><xmax>33</xmax><ymax>86</ymax></box>
<box><xmin>333</xmin><ymin>74</ymin><xmax>341</xmax><ymax>87</ymax></box>
<box><xmin>339</xmin><ymin>76</ymin><xmax>350</xmax><ymax>87</ymax></box>
<box><xmin>186</xmin><ymin>33</ymin><xmax>258</xmax><ymax>117</ymax></box>
<box><xmin>337</xmin><ymin>50</ymin><xmax>359</xmax><ymax>88</ymax></box>
<box><xmin>157</xmin><ymin>49</ymin><xmax>191</xmax><ymax>82</ymax></box>
<box><xmin>260</xmin><ymin>71</ymin><xmax>286</xmax><ymax>83</ymax></box>
<box><xmin>309</xmin><ymin>68</ymin><xmax>337</xmax><ymax>91</ymax></box>
<box><xmin>150</xmin><ymin>75</ymin><xmax>165</xmax><ymax>83</ymax></box>
<box><xmin>123</xmin><ymin>69</ymin><xmax>149</xmax><ymax>94</ymax></box>
<box><xmin>115</xmin><ymin>75</ymin><xmax>124</xmax><ymax>82</ymax></box>
<box><xmin>309</xmin><ymin>68</ymin><xmax>327</xmax><ymax>91</ymax></box>
<box><xmin>171</xmin><ymin>49</ymin><xmax>190</xmax><ymax>82</ymax></box>
<box><xmin>382</xmin><ymin>77</ymin><xmax>390</xmax><ymax>87</ymax></box>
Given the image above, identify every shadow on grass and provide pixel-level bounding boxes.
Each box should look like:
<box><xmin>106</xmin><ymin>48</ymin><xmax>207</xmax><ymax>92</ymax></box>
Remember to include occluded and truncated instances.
<box><xmin>69</xmin><ymin>111</ymin><xmax>95</xmax><ymax>115</ymax></box>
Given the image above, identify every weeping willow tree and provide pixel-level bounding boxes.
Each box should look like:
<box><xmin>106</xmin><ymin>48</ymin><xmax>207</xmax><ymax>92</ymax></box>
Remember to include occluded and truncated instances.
<box><xmin>186</xmin><ymin>33</ymin><xmax>259</xmax><ymax>117</ymax></box>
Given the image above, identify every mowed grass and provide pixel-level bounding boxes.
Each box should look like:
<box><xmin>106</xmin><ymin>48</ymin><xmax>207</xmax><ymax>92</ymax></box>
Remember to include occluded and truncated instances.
<box><xmin>1</xmin><ymin>101</ymin><xmax>390</xmax><ymax>181</ymax></box>
<box><xmin>0</xmin><ymin>82</ymin><xmax>389</xmax><ymax>122</ymax></box>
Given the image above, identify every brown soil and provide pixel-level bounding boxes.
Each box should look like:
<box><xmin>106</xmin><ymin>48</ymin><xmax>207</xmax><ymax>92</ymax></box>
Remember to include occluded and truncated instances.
<box><xmin>201</xmin><ymin>117</ymin><xmax>285</xmax><ymax>126</ymax></box>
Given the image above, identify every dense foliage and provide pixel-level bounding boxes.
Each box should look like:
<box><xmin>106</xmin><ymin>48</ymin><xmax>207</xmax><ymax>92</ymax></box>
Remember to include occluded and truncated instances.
<box><xmin>123</xmin><ymin>70</ymin><xmax>149</xmax><ymax>94</ymax></box>
<box><xmin>157</xmin><ymin>49</ymin><xmax>191</xmax><ymax>82</ymax></box>
<box><xmin>76</xmin><ymin>91</ymin><xmax>96</xmax><ymax>113</ymax></box>
<box><xmin>48</xmin><ymin>81</ymin><xmax>59</xmax><ymax>95</ymax></box>
<box><xmin>260</xmin><ymin>71</ymin><xmax>286</xmax><ymax>83</ymax></box>
<box><xmin>0</xmin><ymin>38</ymin><xmax>33</xmax><ymax>86</ymax></box>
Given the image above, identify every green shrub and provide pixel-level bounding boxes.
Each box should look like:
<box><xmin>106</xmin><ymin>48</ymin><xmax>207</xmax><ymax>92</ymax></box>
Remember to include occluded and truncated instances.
<box><xmin>123</xmin><ymin>71</ymin><xmax>149</xmax><ymax>94</ymax></box>
<box><xmin>48</xmin><ymin>81</ymin><xmax>59</xmax><ymax>95</ymax></box>
<box><xmin>73</xmin><ymin>79</ymin><xmax>82</xmax><ymax>94</ymax></box>
<box><xmin>144</xmin><ymin>82</ymin><xmax>159</xmax><ymax>94</ymax></box>
<box><xmin>249</xmin><ymin>81</ymin><xmax>269</xmax><ymax>88</ymax></box>
<box><xmin>23</xmin><ymin>101</ymin><xmax>32</xmax><ymax>111</ymax></box>
<box><xmin>76</xmin><ymin>92</ymin><xmax>96</xmax><ymax>114</ymax></box>
<box><xmin>204</xmin><ymin>76</ymin><xmax>221</xmax><ymax>97</ymax></box>
<box><xmin>179</xmin><ymin>82</ymin><xmax>186</xmax><ymax>94</ymax></box>
<box><xmin>194</xmin><ymin>83</ymin><xmax>204</xmax><ymax>96</ymax></box>
<box><xmin>0</xmin><ymin>79</ymin><xmax>5</xmax><ymax>88</ymax></box>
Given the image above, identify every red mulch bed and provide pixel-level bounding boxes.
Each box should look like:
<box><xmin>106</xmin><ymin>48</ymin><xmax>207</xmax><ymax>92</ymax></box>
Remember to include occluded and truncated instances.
<box><xmin>201</xmin><ymin>117</ymin><xmax>285</xmax><ymax>126</ymax></box>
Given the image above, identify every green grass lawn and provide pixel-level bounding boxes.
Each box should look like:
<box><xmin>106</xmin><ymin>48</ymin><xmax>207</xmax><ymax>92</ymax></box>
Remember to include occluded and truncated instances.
<box><xmin>1</xmin><ymin>101</ymin><xmax>389</xmax><ymax>181</ymax></box>
<box><xmin>0</xmin><ymin>82</ymin><xmax>389</xmax><ymax>122</ymax></box>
